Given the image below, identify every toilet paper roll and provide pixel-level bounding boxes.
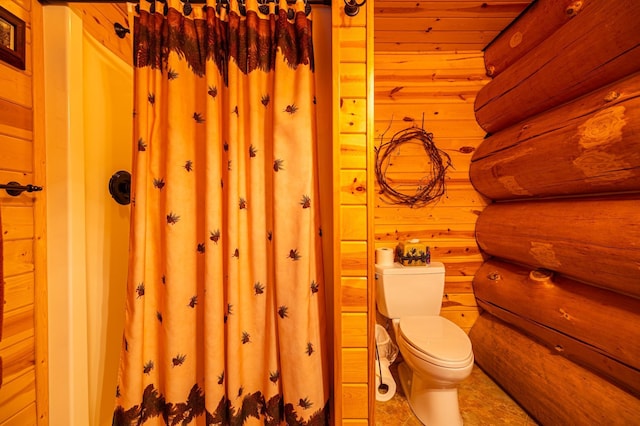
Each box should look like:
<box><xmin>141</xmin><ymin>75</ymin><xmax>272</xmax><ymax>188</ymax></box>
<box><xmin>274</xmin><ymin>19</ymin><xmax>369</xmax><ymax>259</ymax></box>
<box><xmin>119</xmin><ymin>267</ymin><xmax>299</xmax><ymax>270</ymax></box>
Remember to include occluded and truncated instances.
<box><xmin>375</xmin><ymin>359</ymin><xmax>397</xmax><ymax>402</ymax></box>
<box><xmin>375</xmin><ymin>247</ymin><xmax>395</xmax><ymax>266</ymax></box>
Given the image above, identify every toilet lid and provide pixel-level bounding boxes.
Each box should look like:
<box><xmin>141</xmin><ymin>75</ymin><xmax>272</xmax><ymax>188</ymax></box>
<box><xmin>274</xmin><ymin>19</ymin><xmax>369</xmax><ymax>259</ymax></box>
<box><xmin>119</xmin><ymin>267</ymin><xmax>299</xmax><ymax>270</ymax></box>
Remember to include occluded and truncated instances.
<box><xmin>398</xmin><ymin>316</ymin><xmax>472</xmax><ymax>366</ymax></box>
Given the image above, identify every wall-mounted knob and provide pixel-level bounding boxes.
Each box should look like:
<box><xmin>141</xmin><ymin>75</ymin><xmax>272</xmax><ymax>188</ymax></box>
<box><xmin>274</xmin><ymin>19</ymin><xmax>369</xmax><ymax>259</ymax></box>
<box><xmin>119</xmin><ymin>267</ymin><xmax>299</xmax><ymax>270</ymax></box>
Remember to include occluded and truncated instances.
<box><xmin>109</xmin><ymin>170</ymin><xmax>131</xmax><ymax>205</ymax></box>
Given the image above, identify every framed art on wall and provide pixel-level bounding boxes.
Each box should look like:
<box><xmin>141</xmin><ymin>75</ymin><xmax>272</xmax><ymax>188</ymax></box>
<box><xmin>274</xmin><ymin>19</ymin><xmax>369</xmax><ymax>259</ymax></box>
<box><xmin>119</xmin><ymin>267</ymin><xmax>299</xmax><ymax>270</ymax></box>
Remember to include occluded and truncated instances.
<box><xmin>0</xmin><ymin>6</ymin><xmax>25</xmax><ymax>70</ymax></box>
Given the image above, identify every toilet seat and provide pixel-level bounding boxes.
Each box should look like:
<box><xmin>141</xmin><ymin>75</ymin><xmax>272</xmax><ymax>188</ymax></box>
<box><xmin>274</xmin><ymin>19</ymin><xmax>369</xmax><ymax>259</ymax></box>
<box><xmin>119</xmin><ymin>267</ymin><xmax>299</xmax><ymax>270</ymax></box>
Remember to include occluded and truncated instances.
<box><xmin>398</xmin><ymin>316</ymin><xmax>473</xmax><ymax>369</ymax></box>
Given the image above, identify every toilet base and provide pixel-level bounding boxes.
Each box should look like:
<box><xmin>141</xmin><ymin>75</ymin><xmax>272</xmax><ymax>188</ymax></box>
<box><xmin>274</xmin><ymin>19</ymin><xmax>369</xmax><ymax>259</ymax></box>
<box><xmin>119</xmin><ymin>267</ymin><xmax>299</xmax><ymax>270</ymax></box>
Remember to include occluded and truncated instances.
<box><xmin>397</xmin><ymin>362</ymin><xmax>463</xmax><ymax>426</ymax></box>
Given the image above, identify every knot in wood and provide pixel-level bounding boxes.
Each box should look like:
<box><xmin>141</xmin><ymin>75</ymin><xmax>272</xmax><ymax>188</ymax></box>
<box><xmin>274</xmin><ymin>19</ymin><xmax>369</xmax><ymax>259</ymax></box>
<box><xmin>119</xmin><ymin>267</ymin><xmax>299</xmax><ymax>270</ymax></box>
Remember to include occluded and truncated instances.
<box><xmin>487</xmin><ymin>272</ymin><xmax>501</xmax><ymax>281</ymax></box>
<box><xmin>566</xmin><ymin>1</ymin><xmax>583</xmax><ymax>17</ymax></box>
<box><xmin>604</xmin><ymin>91</ymin><xmax>620</xmax><ymax>102</ymax></box>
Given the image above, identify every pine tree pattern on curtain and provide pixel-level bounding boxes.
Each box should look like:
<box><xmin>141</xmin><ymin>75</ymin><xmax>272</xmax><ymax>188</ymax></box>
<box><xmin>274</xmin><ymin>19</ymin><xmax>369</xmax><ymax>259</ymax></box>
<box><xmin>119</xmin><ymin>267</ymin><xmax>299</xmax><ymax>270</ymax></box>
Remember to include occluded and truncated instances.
<box><xmin>113</xmin><ymin>0</ymin><xmax>329</xmax><ymax>424</ymax></box>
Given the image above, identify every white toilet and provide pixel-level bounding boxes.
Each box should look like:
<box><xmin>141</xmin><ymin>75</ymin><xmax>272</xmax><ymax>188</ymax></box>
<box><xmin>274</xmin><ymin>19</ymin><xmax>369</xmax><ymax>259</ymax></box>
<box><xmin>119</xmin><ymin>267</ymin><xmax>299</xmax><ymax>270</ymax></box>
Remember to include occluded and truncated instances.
<box><xmin>375</xmin><ymin>261</ymin><xmax>474</xmax><ymax>426</ymax></box>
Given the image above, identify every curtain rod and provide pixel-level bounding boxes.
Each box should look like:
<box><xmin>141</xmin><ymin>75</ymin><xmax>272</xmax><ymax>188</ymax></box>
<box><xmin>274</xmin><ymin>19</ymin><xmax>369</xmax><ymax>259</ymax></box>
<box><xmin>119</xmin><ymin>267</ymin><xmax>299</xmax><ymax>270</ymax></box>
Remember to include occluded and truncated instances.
<box><xmin>43</xmin><ymin>0</ymin><xmax>332</xmax><ymax>4</ymax></box>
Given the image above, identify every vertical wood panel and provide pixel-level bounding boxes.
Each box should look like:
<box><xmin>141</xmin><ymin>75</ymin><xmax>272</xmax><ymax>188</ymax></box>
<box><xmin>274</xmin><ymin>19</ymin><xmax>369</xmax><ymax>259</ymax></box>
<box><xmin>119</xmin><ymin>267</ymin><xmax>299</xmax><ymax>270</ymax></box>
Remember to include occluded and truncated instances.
<box><xmin>341</xmin><ymin>384</ymin><xmax>369</xmax><ymax>419</ymax></box>
<box><xmin>334</xmin><ymin>0</ymin><xmax>372</xmax><ymax>421</ymax></box>
<box><xmin>340</xmin><ymin>277</ymin><xmax>367</xmax><ymax>312</ymax></box>
<box><xmin>341</xmin><ymin>313</ymin><xmax>368</xmax><ymax>347</ymax></box>
<box><xmin>340</xmin><ymin>206</ymin><xmax>367</xmax><ymax>240</ymax></box>
<box><xmin>342</xmin><ymin>348</ymin><xmax>368</xmax><ymax>382</ymax></box>
<box><xmin>0</xmin><ymin>0</ymin><xmax>47</xmax><ymax>424</ymax></box>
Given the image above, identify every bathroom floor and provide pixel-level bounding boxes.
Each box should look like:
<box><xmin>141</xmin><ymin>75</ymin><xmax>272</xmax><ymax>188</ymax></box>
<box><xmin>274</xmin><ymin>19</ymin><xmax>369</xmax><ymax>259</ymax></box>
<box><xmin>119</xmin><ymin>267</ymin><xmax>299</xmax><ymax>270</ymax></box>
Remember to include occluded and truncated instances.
<box><xmin>375</xmin><ymin>361</ymin><xmax>538</xmax><ymax>425</ymax></box>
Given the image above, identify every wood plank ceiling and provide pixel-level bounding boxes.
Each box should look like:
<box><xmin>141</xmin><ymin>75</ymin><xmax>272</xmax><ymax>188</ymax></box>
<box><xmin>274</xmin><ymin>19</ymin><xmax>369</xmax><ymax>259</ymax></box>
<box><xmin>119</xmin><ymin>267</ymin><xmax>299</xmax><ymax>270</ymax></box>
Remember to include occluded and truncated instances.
<box><xmin>374</xmin><ymin>0</ymin><xmax>535</xmax><ymax>52</ymax></box>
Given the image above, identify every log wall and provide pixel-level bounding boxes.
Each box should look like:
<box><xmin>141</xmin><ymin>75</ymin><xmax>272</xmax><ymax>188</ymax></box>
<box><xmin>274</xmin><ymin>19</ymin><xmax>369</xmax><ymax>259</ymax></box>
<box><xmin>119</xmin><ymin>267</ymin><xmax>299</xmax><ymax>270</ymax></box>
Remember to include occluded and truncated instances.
<box><xmin>470</xmin><ymin>0</ymin><xmax>640</xmax><ymax>422</ymax></box>
<box><xmin>470</xmin><ymin>314</ymin><xmax>640</xmax><ymax>425</ymax></box>
<box><xmin>475</xmin><ymin>0</ymin><xmax>640</xmax><ymax>133</ymax></box>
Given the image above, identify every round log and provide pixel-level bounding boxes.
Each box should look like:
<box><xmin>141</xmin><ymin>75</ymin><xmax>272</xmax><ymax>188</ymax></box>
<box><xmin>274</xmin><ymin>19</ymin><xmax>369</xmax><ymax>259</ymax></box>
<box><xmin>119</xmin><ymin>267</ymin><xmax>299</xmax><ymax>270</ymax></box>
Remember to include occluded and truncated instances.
<box><xmin>475</xmin><ymin>195</ymin><xmax>640</xmax><ymax>298</ymax></box>
<box><xmin>474</xmin><ymin>0</ymin><xmax>640</xmax><ymax>133</ymax></box>
<box><xmin>473</xmin><ymin>259</ymin><xmax>640</xmax><ymax>395</ymax></box>
<box><xmin>483</xmin><ymin>0</ymin><xmax>582</xmax><ymax>78</ymax></box>
<box><xmin>469</xmin><ymin>313</ymin><xmax>640</xmax><ymax>425</ymax></box>
<box><xmin>470</xmin><ymin>73</ymin><xmax>640</xmax><ymax>200</ymax></box>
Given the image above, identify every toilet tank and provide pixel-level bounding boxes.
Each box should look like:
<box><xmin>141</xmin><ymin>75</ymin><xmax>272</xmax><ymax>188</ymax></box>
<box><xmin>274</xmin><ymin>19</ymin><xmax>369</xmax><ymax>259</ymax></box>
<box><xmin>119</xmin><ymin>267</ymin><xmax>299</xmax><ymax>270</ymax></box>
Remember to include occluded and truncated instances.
<box><xmin>375</xmin><ymin>262</ymin><xmax>446</xmax><ymax>319</ymax></box>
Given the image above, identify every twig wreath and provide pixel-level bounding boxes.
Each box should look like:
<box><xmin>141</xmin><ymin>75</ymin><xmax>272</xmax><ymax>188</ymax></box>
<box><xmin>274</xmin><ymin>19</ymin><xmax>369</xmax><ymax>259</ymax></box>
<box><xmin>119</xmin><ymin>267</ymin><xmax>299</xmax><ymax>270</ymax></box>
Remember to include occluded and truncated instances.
<box><xmin>374</xmin><ymin>121</ymin><xmax>452</xmax><ymax>208</ymax></box>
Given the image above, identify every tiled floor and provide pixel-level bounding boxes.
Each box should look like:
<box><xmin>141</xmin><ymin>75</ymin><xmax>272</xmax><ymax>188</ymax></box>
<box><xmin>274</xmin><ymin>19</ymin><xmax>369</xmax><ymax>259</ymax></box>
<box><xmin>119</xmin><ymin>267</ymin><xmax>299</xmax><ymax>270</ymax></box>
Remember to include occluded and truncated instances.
<box><xmin>375</xmin><ymin>362</ymin><xmax>538</xmax><ymax>425</ymax></box>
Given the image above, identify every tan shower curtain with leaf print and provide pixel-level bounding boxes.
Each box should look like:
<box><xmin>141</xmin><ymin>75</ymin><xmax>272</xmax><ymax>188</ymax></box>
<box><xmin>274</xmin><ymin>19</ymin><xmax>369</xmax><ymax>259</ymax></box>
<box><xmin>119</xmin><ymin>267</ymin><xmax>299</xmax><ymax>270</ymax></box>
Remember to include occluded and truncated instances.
<box><xmin>113</xmin><ymin>0</ymin><xmax>329</xmax><ymax>424</ymax></box>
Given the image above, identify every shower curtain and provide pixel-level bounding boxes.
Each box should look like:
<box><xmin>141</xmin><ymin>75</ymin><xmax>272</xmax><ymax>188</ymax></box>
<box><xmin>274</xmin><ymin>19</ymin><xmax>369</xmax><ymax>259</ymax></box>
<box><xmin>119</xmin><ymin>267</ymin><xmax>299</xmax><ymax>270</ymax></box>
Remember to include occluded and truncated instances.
<box><xmin>113</xmin><ymin>0</ymin><xmax>329</xmax><ymax>424</ymax></box>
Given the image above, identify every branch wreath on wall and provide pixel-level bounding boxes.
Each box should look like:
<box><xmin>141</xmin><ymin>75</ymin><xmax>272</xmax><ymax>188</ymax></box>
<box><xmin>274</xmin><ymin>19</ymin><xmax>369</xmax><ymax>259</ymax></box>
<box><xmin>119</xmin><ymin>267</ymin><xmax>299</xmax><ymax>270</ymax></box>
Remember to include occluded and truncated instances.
<box><xmin>375</xmin><ymin>119</ymin><xmax>452</xmax><ymax>208</ymax></box>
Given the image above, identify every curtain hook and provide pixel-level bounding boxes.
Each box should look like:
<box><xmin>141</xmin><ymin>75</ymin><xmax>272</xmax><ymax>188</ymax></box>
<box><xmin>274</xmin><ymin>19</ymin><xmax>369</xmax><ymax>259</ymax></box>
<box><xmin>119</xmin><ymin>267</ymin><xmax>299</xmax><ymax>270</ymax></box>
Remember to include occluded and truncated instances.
<box><xmin>344</xmin><ymin>0</ymin><xmax>365</xmax><ymax>17</ymax></box>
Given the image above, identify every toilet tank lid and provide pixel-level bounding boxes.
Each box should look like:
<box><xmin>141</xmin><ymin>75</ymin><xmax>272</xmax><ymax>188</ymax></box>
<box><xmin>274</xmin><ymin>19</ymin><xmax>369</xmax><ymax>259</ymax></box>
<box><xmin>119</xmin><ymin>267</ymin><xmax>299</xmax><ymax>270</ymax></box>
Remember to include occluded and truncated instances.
<box><xmin>375</xmin><ymin>262</ymin><xmax>444</xmax><ymax>275</ymax></box>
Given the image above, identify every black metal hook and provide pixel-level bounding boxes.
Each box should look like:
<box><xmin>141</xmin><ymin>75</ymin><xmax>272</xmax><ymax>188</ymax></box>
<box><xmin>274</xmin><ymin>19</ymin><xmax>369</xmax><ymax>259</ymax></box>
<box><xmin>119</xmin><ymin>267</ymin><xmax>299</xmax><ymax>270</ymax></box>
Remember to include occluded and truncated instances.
<box><xmin>343</xmin><ymin>0</ymin><xmax>365</xmax><ymax>17</ymax></box>
<box><xmin>0</xmin><ymin>182</ymin><xmax>43</xmax><ymax>197</ymax></box>
<box><xmin>109</xmin><ymin>171</ymin><xmax>131</xmax><ymax>205</ymax></box>
<box><xmin>114</xmin><ymin>22</ymin><xmax>130</xmax><ymax>39</ymax></box>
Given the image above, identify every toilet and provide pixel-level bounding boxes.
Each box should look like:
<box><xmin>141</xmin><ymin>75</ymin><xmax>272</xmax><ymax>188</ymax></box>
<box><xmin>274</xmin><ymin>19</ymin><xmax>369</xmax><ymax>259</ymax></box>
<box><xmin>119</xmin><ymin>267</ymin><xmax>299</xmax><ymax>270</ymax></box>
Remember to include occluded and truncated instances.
<box><xmin>375</xmin><ymin>261</ymin><xmax>474</xmax><ymax>426</ymax></box>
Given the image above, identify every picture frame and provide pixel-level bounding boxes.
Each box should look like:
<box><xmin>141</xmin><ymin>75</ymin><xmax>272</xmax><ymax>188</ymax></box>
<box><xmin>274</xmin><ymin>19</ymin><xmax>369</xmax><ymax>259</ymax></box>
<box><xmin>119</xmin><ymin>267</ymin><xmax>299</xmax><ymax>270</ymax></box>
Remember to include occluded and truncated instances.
<box><xmin>0</xmin><ymin>6</ymin><xmax>25</xmax><ymax>70</ymax></box>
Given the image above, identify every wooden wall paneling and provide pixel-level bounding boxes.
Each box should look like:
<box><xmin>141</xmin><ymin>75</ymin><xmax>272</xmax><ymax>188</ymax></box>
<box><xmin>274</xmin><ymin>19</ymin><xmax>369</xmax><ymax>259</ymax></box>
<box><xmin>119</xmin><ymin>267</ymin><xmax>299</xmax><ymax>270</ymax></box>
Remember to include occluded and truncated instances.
<box><xmin>0</xmin><ymin>337</ymin><xmax>34</xmax><ymax>387</ymax></box>
<box><xmin>0</xmin><ymin>0</ymin><xmax>48</xmax><ymax>423</ymax></box>
<box><xmin>333</xmin><ymin>0</ymin><xmax>372</xmax><ymax>421</ymax></box>
<box><xmin>374</xmin><ymin>222</ymin><xmax>477</xmax><ymax>243</ymax></box>
<box><xmin>373</xmin><ymin>1</ymin><xmax>531</xmax><ymax>52</ymax></box>
<box><xmin>340</xmin><ymin>277</ymin><xmax>367</xmax><ymax>312</ymax></box>
<box><xmin>475</xmin><ymin>0</ymin><xmax>640</xmax><ymax>133</ymax></box>
<box><xmin>0</xmin><ymin>99</ymin><xmax>33</xmax><ymax>140</ymax></box>
<box><xmin>374</xmin><ymin>50</ymin><xmax>489</xmax><ymax>335</ymax></box>
<box><xmin>483</xmin><ymin>0</ymin><xmax>583</xmax><ymax>77</ymax></box>
<box><xmin>339</xmin><ymin>169</ymin><xmax>367</xmax><ymax>205</ymax></box>
<box><xmin>374</xmin><ymin>30</ymin><xmax>499</xmax><ymax>52</ymax></box>
<box><xmin>340</xmin><ymin>206</ymin><xmax>367</xmax><ymax>240</ymax></box>
<box><xmin>337</xmin><ymin>27</ymin><xmax>366</xmax><ymax>63</ymax></box>
<box><xmin>1</xmin><ymin>403</ymin><xmax>37</xmax><ymax>426</ymax></box>
<box><xmin>0</xmin><ymin>306</ymin><xmax>34</xmax><ymax>356</ymax></box>
<box><xmin>342</xmin><ymin>419</ymin><xmax>368</xmax><ymax>426</ymax></box>
<box><xmin>474</xmin><ymin>259</ymin><xmax>640</xmax><ymax>395</ymax></box>
<box><xmin>341</xmin><ymin>313</ymin><xmax>368</xmax><ymax>348</ymax></box>
<box><xmin>30</xmin><ymin>0</ymin><xmax>49</xmax><ymax>422</ymax></box>
<box><xmin>2</xmin><ymin>275</ymin><xmax>34</xmax><ymax>314</ymax></box>
<box><xmin>475</xmin><ymin>196</ymin><xmax>640</xmax><ymax>298</ymax></box>
<box><xmin>375</xmin><ymin>205</ymin><xmax>481</xmax><ymax>225</ymax></box>
<box><xmin>341</xmin><ymin>384</ymin><xmax>369</xmax><ymax>418</ymax></box>
<box><xmin>375</xmin><ymin>118</ymin><xmax>486</xmax><ymax>141</ymax></box>
<box><xmin>470</xmin><ymin>313</ymin><xmax>640</xmax><ymax>425</ymax></box>
<box><xmin>0</xmin><ymin>369</ymin><xmax>36</xmax><ymax>424</ymax></box>
<box><xmin>340</xmin><ymin>98</ymin><xmax>368</xmax><ymax>134</ymax></box>
<box><xmin>341</xmin><ymin>348</ymin><xmax>368</xmax><ymax>382</ymax></box>
<box><xmin>339</xmin><ymin>134</ymin><xmax>367</xmax><ymax>169</ymax></box>
<box><xmin>0</xmin><ymin>65</ymin><xmax>32</xmax><ymax>109</ymax></box>
<box><xmin>67</xmin><ymin>3</ymin><xmax>132</xmax><ymax>66</ymax></box>
<box><xmin>470</xmin><ymin>72</ymin><xmax>640</xmax><ymax>200</ymax></box>
<box><xmin>0</xmin><ymin>136</ymin><xmax>33</xmax><ymax>172</ymax></box>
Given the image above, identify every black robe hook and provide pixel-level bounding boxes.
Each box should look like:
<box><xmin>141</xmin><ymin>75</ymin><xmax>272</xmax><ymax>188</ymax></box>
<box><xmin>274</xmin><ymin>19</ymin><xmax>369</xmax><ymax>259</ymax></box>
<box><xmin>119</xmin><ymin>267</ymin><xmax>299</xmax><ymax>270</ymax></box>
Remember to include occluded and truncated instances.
<box><xmin>114</xmin><ymin>22</ymin><xmax>130</xmax><ymax>39</ymax></box>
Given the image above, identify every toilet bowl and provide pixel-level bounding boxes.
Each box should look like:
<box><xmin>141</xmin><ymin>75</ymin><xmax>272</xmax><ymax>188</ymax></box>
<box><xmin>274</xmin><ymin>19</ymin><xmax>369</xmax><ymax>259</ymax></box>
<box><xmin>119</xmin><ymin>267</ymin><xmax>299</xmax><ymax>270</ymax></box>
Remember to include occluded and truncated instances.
<box><xmin>395</xmin><ymin>315</ymin><xmax>474</xmax><ymax>426</ymax></box>
<box><xmin>375</xmin><ymin>261</ymin><xmax>474</xmax><ymax>425</ymax></box>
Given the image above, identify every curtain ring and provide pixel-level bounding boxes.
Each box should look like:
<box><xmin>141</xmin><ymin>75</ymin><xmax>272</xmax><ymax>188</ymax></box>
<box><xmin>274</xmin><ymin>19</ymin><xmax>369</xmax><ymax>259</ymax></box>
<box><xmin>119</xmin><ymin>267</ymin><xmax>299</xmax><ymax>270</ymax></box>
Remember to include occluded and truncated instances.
<box><xmin>344</xmin><ymin>0</ymin><xmax>365</xmax><ymax>17</ymax></box>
